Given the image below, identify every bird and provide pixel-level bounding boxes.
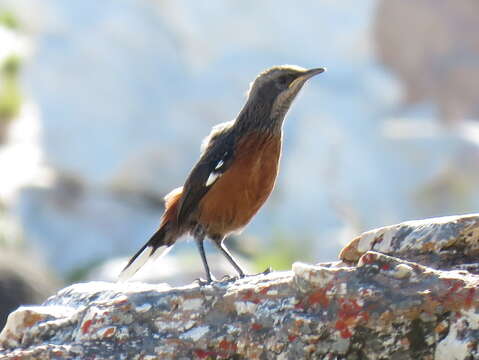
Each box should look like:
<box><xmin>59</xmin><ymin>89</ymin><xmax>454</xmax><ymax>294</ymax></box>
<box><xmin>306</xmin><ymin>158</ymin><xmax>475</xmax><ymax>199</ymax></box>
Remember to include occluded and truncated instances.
<box><xmin>119</xmin><ymin>64</ymin><xmax>325</xmax><ymax>283</ymax></box>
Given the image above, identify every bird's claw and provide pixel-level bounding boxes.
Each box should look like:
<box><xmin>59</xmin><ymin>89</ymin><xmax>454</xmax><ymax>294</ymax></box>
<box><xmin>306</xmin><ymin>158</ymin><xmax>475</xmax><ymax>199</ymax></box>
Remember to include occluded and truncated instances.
<box><xmin>247</xmin><ymin>267</ymin><xmax>272</xmax><ymax>277</ymax></box>
<box><xmin>261</xmin><ymin>266</ymin><xmax>272</xmax><ymax>275</ymax></box>
<box><xmin>195</xmin><ymin>277</ymin><xmax>214</xmax><ymax>286</ymax></box>
<box><xmin>234</xmin><ymin>267</ymin><xmax>273</xmax><ymax>281</ymax></box>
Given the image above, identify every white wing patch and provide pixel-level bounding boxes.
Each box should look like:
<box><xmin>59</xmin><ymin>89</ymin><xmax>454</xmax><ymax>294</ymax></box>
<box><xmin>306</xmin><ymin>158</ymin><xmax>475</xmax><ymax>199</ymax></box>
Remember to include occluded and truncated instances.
<box><xmin>205</xmin><ymin>157</ymin><xmax>228</xmax><ymax>187</ymax></box>
<box><xmin>206</xmin><ymin>172</ymin><xmax>221</xmax><ymax>187</ymax></box>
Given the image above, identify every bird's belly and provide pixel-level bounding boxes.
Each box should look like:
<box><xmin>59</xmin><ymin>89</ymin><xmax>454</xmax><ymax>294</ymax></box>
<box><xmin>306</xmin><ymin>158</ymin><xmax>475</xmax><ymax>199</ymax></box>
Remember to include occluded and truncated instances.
<box><xmin>197</xmin><ymin>132</ymin><xmax>282</xmax><ymax>237</ymax></box>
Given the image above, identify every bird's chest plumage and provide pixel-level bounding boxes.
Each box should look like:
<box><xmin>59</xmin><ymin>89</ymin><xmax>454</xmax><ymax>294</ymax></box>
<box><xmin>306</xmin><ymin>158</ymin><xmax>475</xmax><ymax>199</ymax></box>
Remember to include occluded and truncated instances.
<box><xmin>197</xmin><ymin>131</ymin><xmax>282</xmax><ymax>237</ymax></box>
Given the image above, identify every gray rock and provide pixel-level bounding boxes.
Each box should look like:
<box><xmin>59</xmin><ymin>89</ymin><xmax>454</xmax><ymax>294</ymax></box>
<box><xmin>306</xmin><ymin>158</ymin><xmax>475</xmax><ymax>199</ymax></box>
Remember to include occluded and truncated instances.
<box><xmin>2</xmin><ymin>214</ymin><xmax>479</xmax><ymax>359</ymax></box>
<box><xmin>340</xmin><ymin>213</ymin><xmax>479</xmax><ymax>272</ymax></box>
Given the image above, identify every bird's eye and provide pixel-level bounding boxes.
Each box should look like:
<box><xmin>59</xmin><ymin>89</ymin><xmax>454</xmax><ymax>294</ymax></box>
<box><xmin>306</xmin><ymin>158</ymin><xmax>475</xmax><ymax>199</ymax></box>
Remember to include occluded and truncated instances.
<box><xmin>276</xmin><ymin>75</ymin><xmax>290</xmax><ymax>88</ymax></box>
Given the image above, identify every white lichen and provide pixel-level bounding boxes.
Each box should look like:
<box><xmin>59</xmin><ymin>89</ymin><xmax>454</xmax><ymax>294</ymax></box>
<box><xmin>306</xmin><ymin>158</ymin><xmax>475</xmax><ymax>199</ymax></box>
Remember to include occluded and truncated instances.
<box><xmin>393</xmin><ymin>264</ymin><xmax>413</xmax><ymax>279</ymax></box>
<box><xmin>179</xmin><ymin>325</ymin><xmax>209</xmax><ymax>341</ymax></box>
<box><xmin>292</xmin><ymin>262</ymin><xmax>336</xmax><ymax>287</ymax></box>
<box><xmin>435</xmin><ymin>321</ymin><xmax>469</xmax><ymax>360</ymax></box>
<box><xmin>182</xmin><ymin>298</ymin><xmax>203</xmax><ymax>311</ymax></box>
<box><xmin>234</xmin><ymin>301</ymin><xmax>258</xmax><ymax>314</ymax></box>
<box><xmin>134</xmin><ymin>303</ymin><xmax>152</xmax><ymax>313</ymax></box>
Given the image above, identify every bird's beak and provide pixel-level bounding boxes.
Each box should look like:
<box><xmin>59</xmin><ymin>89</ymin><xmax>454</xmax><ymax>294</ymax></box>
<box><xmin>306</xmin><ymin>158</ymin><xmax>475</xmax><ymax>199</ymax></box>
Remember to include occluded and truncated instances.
<box><xmin>303</xmin><ymin>67</ymin><xmax>326</xmax><ymax>79</ymax></box>
<box><xmin>289</xmin><ymin>67</ymin><xmax>326</xmax><ymax>89</ymax></box>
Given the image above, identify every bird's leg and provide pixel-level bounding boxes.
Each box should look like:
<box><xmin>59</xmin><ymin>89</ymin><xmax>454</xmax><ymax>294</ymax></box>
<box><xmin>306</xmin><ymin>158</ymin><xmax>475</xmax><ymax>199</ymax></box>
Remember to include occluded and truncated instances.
<box><xmin>213</xmin><ymin>237</ymin><xmax>272</xmax><ymax>279</ymax></box>
<box><xmin>193</xmin><ymin>225</ymin><xmax>214</xmax><ymax>284</ymax></box>
<box><xmin>213</xmin><ymin>238</ymin><xmax>246</xmax><ymax>278</ymax></box>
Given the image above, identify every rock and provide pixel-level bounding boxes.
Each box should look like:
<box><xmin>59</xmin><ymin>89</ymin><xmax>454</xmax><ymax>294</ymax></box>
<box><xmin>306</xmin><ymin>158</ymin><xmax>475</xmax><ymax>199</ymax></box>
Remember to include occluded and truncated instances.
<box><xmin>340</xmin><ymin>213</ymin><xmax>479</xmax><ymax>272</ymax></box>
<box><xmin>2</xmin><ymin>214</ymin><xmax>479</xmax><ymax>359</ymax></box>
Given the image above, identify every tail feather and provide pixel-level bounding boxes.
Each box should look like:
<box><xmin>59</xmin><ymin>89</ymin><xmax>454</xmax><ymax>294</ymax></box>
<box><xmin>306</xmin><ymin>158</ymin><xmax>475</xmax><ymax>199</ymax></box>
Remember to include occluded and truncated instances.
<box><xmin>118</xmin><ymin>186</ymin><xmax>184</xmax><ymax>282</ymax></box>
<box><xmin>118</xmin><ymin>227</ymin><xmax>172</xmax><ymax>282</ymax></box>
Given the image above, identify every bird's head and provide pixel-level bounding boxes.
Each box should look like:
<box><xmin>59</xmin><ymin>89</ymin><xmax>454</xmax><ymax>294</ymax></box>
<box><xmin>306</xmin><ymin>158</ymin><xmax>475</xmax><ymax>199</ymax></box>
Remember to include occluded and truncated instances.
<box><xmin>245</xmin><ymin>65</ymin><xmax>326</xmax><ymax>125</ymax></box>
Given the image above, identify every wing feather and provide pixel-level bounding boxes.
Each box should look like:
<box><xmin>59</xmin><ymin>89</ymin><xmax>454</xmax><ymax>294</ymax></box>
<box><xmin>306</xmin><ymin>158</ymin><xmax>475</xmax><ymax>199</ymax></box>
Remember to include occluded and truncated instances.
<box><xmin>177</xmin><ymin>121</ymin><xmax>236</xmax><ymax>224</ymax></box>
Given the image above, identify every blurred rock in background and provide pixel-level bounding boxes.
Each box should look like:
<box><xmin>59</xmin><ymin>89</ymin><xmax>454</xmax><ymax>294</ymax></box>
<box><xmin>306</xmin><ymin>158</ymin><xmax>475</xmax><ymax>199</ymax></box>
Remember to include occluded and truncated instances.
<box><xmin>375</xmin><ymin>0</ymin><xmax>479</xmax><ymax>123</ymax></box>
<box><xmin>375</xmin><ymin>0</ymin><xmax>479</xmax><ymax>222</ymax></box>
<box><xmin>0</xmin><ymin>10</ymin><xmax>61</xmax><ymax>328</ymax></box>
<box><xmin>0</xmin><ymin>248</ymin><xmax>61</xmax><ymax>331</ymax></box>
<box><xmin>0</xmin><ymin>0</ymin><xmax>477</xmax><ymax>286</ymax></box>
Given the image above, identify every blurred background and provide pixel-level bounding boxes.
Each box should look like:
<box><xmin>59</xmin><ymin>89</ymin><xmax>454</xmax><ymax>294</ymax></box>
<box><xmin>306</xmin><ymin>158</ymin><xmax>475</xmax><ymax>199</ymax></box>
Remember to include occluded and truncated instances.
<box><xmin>0</xmin><ymin>0</ymin><xmax>479</xmax><ymax>328</ymax></box>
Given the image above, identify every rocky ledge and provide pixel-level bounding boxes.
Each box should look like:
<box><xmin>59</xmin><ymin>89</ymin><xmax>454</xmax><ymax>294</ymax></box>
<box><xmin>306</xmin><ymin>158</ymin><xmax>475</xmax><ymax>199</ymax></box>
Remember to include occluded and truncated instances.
<box><xmin>2</xmin><ymin>214</ymin><xmax>479</xmax><ymax>359</ymax></box>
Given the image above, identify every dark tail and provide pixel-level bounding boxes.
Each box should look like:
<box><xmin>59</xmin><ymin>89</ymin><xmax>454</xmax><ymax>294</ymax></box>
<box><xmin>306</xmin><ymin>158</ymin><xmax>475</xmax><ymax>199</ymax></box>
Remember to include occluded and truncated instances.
<box><xmin>118</xmin><ymin>225</ymin><xmax>173</xmax><ymax>282</ymax></box>
<box><xmin>118</xmin><ymin>186</ymin><xmax>184</xmax><ymax>282</ymax></box>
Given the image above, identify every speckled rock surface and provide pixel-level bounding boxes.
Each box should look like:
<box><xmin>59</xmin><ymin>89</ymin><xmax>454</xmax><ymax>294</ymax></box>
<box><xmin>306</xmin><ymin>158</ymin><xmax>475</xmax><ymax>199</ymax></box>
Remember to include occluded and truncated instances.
<box><xmin>340</xmin><ymin>214</ymin><xmax>479</xmax><ymax>272</ymax></box>
<box><xmin>2</xmin><ymin>215</ymin><xmax>479</xmax><ymax>359</ymax></box>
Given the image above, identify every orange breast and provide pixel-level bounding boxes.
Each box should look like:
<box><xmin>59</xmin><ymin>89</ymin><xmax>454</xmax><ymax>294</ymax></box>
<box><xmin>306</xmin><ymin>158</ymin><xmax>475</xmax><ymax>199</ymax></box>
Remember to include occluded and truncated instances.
<box><xmin>197</xmin><ymin>131</ymin><xmax>282</xmax><ymax>236</ymax></box>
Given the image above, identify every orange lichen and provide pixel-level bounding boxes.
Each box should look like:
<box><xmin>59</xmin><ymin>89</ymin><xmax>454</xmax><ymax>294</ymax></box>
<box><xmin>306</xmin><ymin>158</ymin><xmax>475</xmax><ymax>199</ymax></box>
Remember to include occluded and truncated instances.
<box><xmin>23</xmin><ymin>313</ymin><xmax>44</xmax><ymax>328</ymax></box>
<box><xmin>335</xmin><ymin>320</ymin><xmax>353</xmax><ymax>339</ymax></box>
<box><xmin>360</xmin><ymin>252</ymin><xmax>378</xmax><ymax>265</ymax></box>
<box><xmin>437</xmin><ymin>279</ymin><xmax>479</xmax><ymax>311</ymax></box>
<box><xmin>102</xmin><ymin>327</ymin><xmax>116</xmax><ymax>338</ymax></box>
<box><xmin>193</xmin><ymin>349</ymin><xmax>217</xmax><ymax>359</ymax></box>
<box><xmin>333</xmin><ymin>297</ymin><xmax>369</xmax><ymax>338</ymax></box>
<box><xmin>338</xmin><ymin>236</ymin><xmax>362</xmax><ymax>262</ymax></box>
<box><xmin>81</xmin><ymin>319</ymin><xmax>93</xmax><ymax>334</ymax></box>
<box><xmin>241</xmin><ymin>289</ymin><xmax>261</xmax><ymax>304</ymax></box>
<box><xmin>435</xmin><ymin>322</ymin><xmax>448</xmax><ymax>334</ymax></box>
<box><xmin>307</xmin><ymin>288</ymin><xmax>330</xmax><ymax>308</ymax></box>
<box><xmin>259</xmin><ymin>287</ymin><xmax>269</xmax><ymax>296</ymax></box>
<box><xmin>218</xmin><ymin>339</ymin><xmax>237</xmax><ymax>353</ymax></box>
<box><xmin>251</xmin><ymin>323</ymin><xmax>263</xmax><ymax>331</ymax></box>
<box><xmin>465</xmin><ymin>287</ymin><xmax>476</xmax><ymax>309</ymax></box>
<box><xmin>421</xmin><ymin>242</ymin><xmax>436</xmax><ymax>252</ymax></box>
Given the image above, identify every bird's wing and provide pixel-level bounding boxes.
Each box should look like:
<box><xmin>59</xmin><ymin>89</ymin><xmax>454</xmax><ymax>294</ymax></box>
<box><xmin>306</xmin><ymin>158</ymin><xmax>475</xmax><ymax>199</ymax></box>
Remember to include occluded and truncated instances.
<box><xmin>177</xmin><ymin>121</ymin><xmax>236</xmax><ymax>225</ymax></box>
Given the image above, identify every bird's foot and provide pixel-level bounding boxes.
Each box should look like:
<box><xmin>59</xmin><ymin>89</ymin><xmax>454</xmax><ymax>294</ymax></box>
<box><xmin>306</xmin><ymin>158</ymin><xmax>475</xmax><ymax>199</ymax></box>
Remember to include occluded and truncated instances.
<box><xmin>246</xmin><ymin>266</ymin><xmax>273</xmax><ymax>278</ymax></box>
<box><xmin>230</xmin><ymin>267</ymin><xmax>272</xmax><ymax>282</ymax></box>
<box><xmin>260</xmin><ymin>266</ymin><xmax>272</xmax><ymax>275</ymax></box>
<box><xmin>194</xmin><ymin>276</ymin><xmax>215</xmax><ymax>286</ymax></box>
<box><xmin>244</xmin><ymin>267</ymin><xmax>272</xmax><ymax>278</ymax></box>
<box><xmin>220</xmin><ymin>274</ymin><xmax>233</xmax><ymax>281</ymax></box>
